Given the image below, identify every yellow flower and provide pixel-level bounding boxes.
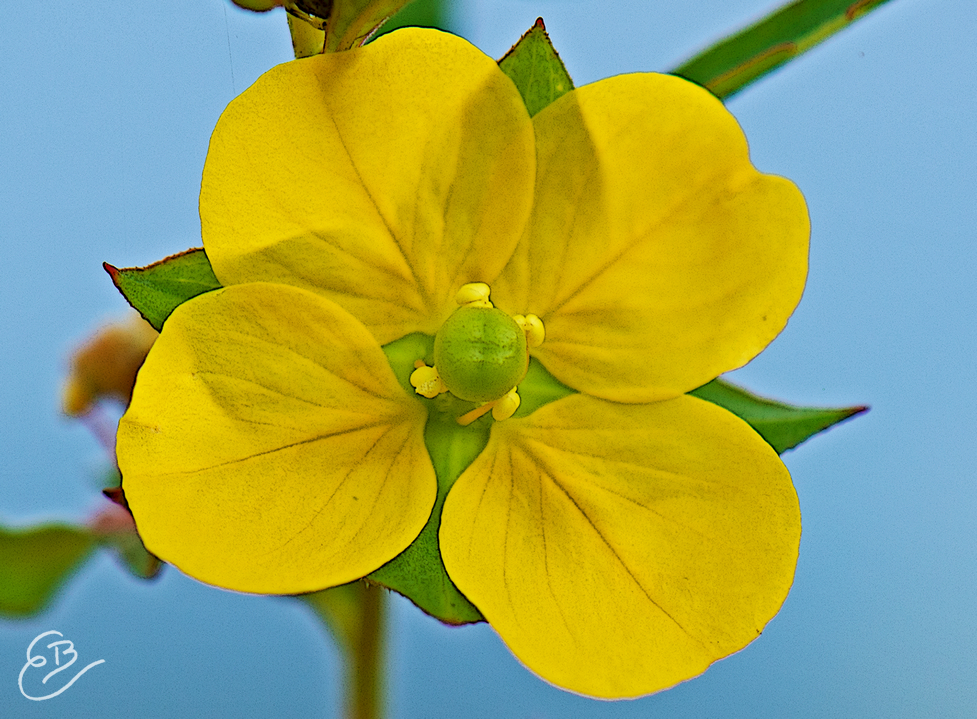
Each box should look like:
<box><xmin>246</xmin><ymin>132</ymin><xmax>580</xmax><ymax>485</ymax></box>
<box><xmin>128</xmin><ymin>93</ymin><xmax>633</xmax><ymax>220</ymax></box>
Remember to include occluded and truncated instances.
<box><xmin>117</xmin><ymin>29</ymin><xmax>809</xmax><ymax>698</ymax></box>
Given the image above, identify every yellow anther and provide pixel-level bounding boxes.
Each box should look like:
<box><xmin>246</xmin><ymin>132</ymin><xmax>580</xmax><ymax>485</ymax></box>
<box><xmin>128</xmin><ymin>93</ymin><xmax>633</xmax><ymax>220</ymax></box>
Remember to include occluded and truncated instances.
<box><xmin>456</xmin><ymin>387</ymin><xmax>521</xmax><ymax>426</ymax></box>
<box><xmin>513</xmin><ymin>314</ymin><xmax>545</xmax><ymax>348</ymax></box>
<box><xmin>491</xmin><ymin>388</ymin><xmax>521</xmax><ymax>421</ymax></box>
<box><xmin>455</xmin><ymin>282</ymin><xmax>493</xmax><ymax>308</ymax></box>
<box><xmin>409</xmin><ymin>364</ymin><xmax>448</xmax><ymax>399</ymax></box>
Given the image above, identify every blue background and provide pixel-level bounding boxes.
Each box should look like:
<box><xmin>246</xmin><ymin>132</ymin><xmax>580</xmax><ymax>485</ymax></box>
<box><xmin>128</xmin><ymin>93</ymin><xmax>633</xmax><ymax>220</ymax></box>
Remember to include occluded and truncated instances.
<box><xmin>1</xmin><ymin>0</ymin><xmax>974</xmax><ymax>716</ymax></box>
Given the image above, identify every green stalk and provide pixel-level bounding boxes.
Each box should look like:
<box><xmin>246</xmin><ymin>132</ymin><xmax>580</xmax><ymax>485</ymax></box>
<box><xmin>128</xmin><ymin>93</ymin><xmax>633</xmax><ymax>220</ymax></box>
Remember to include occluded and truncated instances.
<box><xmin>347</xmin><ymin>583</ymin><xmax>386</xmax><ymax>719</ymax></box>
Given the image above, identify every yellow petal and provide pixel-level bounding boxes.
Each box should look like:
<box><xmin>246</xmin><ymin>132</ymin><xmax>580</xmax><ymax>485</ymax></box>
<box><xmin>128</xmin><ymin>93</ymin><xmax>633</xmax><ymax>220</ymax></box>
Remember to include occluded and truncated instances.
<box><xmin>201</xmin><ymin>28</ymin><xmax>535</xmax><ymax>344</ymax></box>
<box><xmin>117</xmin><ymin>283</ymin><xmax>435</xmax><ymax>594</ymax></box>
<box><xmin>440</xmin><ymin>393</ymin><xmax>800</xmax><ymax>698</ymax></box>
<box><xmin>493</xmin><ymin>73</ymin><xmax>809</xmax><ymax>402</ymax></box>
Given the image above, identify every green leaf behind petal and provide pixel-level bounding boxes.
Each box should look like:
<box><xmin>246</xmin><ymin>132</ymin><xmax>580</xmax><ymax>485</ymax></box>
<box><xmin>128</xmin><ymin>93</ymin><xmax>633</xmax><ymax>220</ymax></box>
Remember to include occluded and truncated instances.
<box><xmin>0</xmin><ymin>524</ymin><xmax>96</xmax><ymax>617</ymax></box>
<box><xmin>691</xmin><ymin>378</ymin><xmax>867</xmax><ymax>454</ymax></box>
<box><xmin>671</xmin><ymin>0</ymin><xmax>895</xmax><ymax>99</ymax></box>
<box><xmin>105</xmin><ymin>248</ymin><xmax>222</xmax><ymax>331</ymax></box>
<box><xmin>498</xmin><ymin>18</ymin><xmax>574</xmax><ymax>117</ymax></box>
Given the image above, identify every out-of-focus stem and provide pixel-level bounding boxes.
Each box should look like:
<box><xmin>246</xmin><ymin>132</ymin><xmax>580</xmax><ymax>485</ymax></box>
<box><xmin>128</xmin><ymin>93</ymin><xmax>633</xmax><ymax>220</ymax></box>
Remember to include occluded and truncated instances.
<box><xmin>348</xmin><ymin>583</ymin><xmax>385</xmax><ymax>719</ymax></box>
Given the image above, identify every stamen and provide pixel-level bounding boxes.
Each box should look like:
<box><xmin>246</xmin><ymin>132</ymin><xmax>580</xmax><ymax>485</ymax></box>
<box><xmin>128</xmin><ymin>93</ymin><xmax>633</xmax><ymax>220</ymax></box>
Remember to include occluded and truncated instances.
<box><xmin>456</xmin><ymin>387</ymin><xmax>521</xmax><ymax>426</ymax></box>
<box><xmin>456</xmin><ymin>402</ymin><xmax>495</xmax><ymax>427</ymax></box>
<box><xmin>409</xmin><ymin>363</ymin><xmax>448</xmax><ymax>399</ymax></box>
<box><xmin>455</xmin><ymin>282</ymin><xmax>493</xmax><ymax>308</ymax></box>
<box><xmin>491</xmin><ymin>388</ymin><xmax>521</xmax><ymax>421</ymax></box>
<box><xmin>513</xmin><ymin>314</ymin><xmax>545</xmax><ymax>348</ymax></box>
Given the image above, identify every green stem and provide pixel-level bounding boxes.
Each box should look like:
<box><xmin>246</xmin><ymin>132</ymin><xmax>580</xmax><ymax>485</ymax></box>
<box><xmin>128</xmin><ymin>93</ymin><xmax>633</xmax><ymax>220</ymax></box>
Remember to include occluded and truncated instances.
<box><xmin>348</xmin><ymin>583</ymin><xmax>386</xmax><ymax>719</ymax></box>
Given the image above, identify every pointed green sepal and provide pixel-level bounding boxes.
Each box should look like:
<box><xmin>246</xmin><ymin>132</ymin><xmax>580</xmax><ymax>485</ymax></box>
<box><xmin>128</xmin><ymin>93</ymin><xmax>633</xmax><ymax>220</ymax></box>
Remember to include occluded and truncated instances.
<box><xmin>498</xmin><ymin>18</ymin><xmax>574</xmax><ymax>117</ymax></box>
<box><xmin>105</xmin><ymin>248</ymin><xmax>222</xmax><ymax>331</ymax></box>
<box><xmin>691</xmin><ymin>378</ymin><xmax>867</xmax><ymax>454</ymax></box>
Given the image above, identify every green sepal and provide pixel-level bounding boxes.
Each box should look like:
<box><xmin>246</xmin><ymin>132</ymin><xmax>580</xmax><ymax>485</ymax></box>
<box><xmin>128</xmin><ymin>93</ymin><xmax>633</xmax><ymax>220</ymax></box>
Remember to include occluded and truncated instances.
<box><xmin>691</xmin><ymin>378</ymin><xmax>867</xmax><ymax>454</ymax></box>
<box><xmin>105</xmin><ymin>248</ymin><xmax>222</xmax><ymax>331</ymax></box>
<box><xmin>371</xmin><ymin>334</ymin><xmax>483</xmax><ymax>624</ymax></box>
<box><xmin>371</xmin><ymin>335</ymin><xmax>576</xmax><ymax>624</ymax></box>
<box><xmin>671</xmin><ymin>0</ymin><xmax>895</xmax><ymax>99</ymax></box>
<box><xmin>498</xmin><ymin>18</ymin><xmax>574</xmax><ymax>117</ymax></box>
<box><xmin>369</xmin><ymin>419</ymin><xmax>487</xmax><ymax>625</ymax></box>
<box><xmin>0</xmin><ymin>523</ymin><xmax>96</xmax><ymax>617</ymax></box>
<box><xmin>515</xmin><ymin>357</ymin><xmax>576</xmax><ymax>418</ymax></box>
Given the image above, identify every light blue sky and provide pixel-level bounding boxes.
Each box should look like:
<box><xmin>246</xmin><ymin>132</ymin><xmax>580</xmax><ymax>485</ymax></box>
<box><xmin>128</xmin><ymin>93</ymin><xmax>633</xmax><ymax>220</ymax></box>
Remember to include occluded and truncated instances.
<box><xmin>1</xmin><ymin>0</ymin><xmax>974</xmax><ymax>716</ymax></box>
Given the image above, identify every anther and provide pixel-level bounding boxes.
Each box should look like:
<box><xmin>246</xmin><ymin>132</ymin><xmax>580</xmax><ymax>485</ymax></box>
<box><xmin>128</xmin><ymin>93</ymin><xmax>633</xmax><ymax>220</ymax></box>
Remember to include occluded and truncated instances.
<box><xmin>455</xmin><ymin>282</ymin><xmax>493</xmax><ymax>308</ymax></box>
<box><xmin>409</xmin><ymin>363</ymin><xmax>448</xmax><ymax>399</ymax></box>
<box><xmin>491</xmin><ymin>388</ymin><xmax>521</xmax><ymax>421</ymax></box>
<box><xmin>456</xmin><ymin>387</ymin><xmax>522</xmax><ymax>426</ymax></box>
<box><xmin>512</xmin><ymin>314</ymin><xmax>545</xmax><ymax>348</ymax></box>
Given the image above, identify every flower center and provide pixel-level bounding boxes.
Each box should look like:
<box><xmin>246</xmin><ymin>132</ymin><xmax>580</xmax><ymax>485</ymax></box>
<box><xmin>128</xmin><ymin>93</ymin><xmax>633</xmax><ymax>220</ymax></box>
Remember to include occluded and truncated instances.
<box><xmin>409</xmin><ymin>283</ymin><xmax>544</xmax><ymax>425</ymax></box>
<box><xmin>436</xmin><ymin>306</ymin><xmax>526</xmax><ymax>402</ymax></box>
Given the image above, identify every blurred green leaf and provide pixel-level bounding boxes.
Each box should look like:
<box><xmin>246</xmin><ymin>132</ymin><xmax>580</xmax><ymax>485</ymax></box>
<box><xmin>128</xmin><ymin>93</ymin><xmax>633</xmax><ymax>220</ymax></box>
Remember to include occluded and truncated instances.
<box><xmin>99</xmin><ymin>530</ymin><xmax>162</xmax><ymax>581</ymax></box>
<box><xmin>95</xmin><ymin>487</ymin><xmax>164</xmax><ymax>580</ymax></box>
<box><xmin>287</xmin><ymin>0</ymin><xmax>446</xmax><ymax>58</ymax></box>
<box><xmin>231</xmin><ymin>0</ymin><xmax>281</xmax><ymax>10</ymax></box>
<box><xmin>0</xmin><ymin>524</ymin><xmax>96</xmax><ymax>617</ymax></box>
<box><xmin>378</xmin><ymin>0</ymin><xmax>446</xmax><ymax>35</ymax></box>
<box><xmin>672</xmin><ymin>0</ymin><xmax>895</xmax><ymax>99</ymax></box>
<box><xmin>691</xmin><ymin>378</ymin><xmax>867</xmax><ymax>454</ymax></box>
<box><xmin>498</xmin><ymin>18</ymin><xmax>574</xmax><ymax>117</ymax></box>
<box><xmin>106</xmin><ymin>248</ymin><xmax>222</xmax><ymax>331</ymax></box>
<box><xmin>324</xmin><ymin>0</ymin><xmax>414</xmax><ymax>52</ymax></box>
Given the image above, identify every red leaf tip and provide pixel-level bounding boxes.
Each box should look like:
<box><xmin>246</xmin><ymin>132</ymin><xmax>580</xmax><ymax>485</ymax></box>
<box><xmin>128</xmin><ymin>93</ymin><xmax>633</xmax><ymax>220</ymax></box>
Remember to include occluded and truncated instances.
<box><xmin>103</xmin><ymin>486</ymin><xmax>130</xmax><ymax>511</ymax></box>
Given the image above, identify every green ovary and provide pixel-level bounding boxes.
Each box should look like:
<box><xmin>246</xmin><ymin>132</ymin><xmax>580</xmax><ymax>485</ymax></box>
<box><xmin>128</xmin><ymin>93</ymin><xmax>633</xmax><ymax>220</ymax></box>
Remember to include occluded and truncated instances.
<box><xmin>434</xmin><ymin>305</ymin><xmax>528</xmax><ymax>402</ymax></box>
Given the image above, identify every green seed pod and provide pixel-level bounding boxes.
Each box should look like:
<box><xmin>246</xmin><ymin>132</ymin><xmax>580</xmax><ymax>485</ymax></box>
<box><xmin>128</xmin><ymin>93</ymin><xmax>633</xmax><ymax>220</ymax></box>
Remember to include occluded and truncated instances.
<box><xmin>434</xmin><ymin>306</ymin><xmax>528</xmax><ymax>403</ymax></box>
